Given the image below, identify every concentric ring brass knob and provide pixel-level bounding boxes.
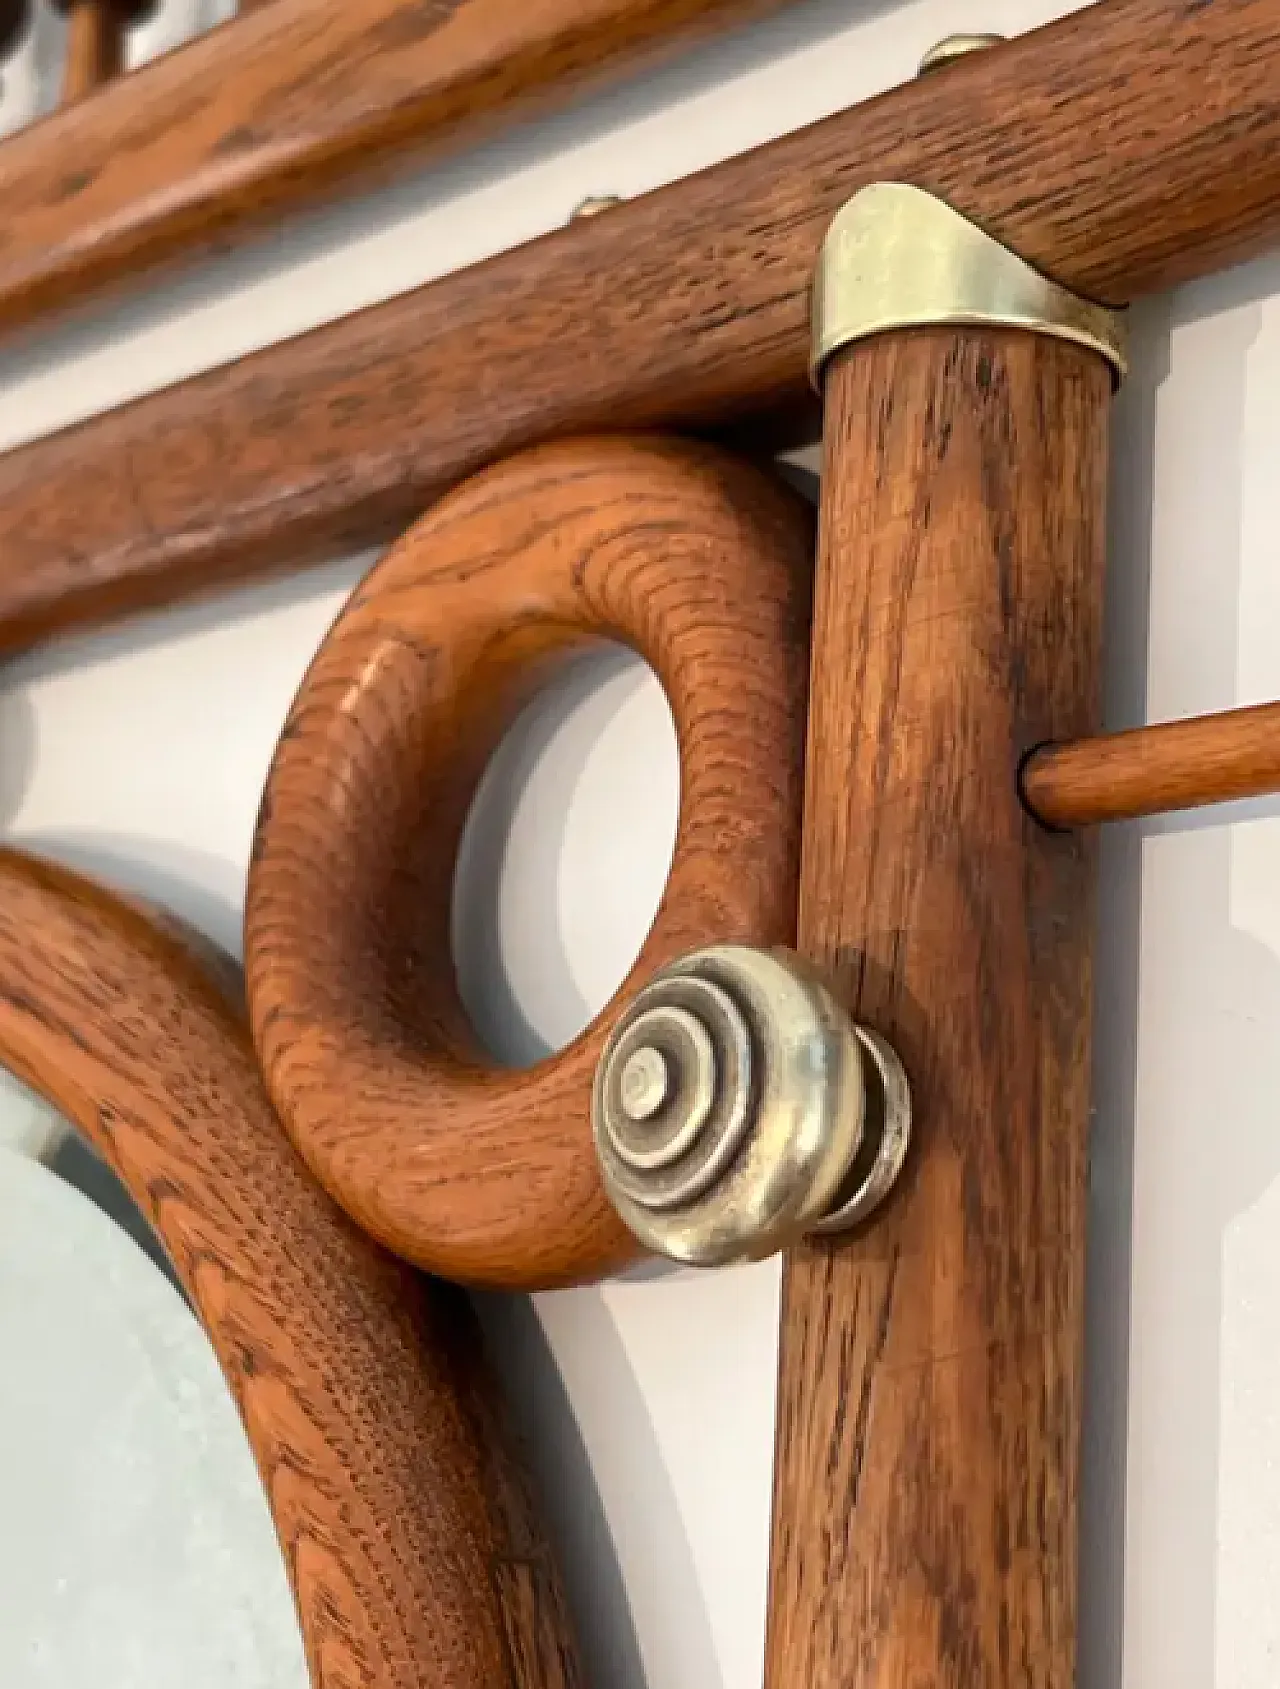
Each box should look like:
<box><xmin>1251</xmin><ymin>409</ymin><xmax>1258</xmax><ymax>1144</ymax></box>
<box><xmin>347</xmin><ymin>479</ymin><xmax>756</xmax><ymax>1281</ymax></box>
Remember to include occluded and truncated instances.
<box><xmin>592</xmin><ymin>945</ymin><xmax>911</xmax><ymax>1266</ymax></box>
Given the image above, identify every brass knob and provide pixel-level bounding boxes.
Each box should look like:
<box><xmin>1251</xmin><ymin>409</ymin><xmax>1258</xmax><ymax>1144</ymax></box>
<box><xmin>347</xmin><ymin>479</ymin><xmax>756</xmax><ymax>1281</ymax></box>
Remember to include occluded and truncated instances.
<box><xmin>592</xmin><ymin>945</ymin><xmax>910</xmax><ymax>1267</ymax></box>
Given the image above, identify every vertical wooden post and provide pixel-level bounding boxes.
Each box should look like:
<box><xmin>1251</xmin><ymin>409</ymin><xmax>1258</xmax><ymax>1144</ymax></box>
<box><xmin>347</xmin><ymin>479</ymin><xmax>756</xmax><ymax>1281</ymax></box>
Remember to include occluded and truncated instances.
<box><xmin>59</xmin><ymin>0</ymin><xmax>128</xmax><ymax>102</ymax></box>
<box><xmin>764</xmin><ymin>326</ymin><xmax>1111</xmax><ymax>1685</ymax></box>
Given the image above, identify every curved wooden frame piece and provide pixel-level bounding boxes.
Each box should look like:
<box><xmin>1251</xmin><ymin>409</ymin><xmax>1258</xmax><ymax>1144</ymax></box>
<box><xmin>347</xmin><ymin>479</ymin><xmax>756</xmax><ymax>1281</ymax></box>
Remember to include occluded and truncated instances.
<box><xmin>0</xmin><ymin>846</ymin><xmax>583</xmax><ymax>1689</ymax></box>
<box><xmin>245</xmin><ymin>436</ymin><xmax>812</xmax><ymax>1291</ymax></box>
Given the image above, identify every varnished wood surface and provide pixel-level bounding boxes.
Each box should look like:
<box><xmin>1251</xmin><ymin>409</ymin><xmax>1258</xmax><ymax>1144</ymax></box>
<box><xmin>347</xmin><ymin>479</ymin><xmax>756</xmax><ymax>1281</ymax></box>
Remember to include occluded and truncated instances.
<box><xmin>59</xmin><ymin>0</ymin><xmax>127</xmax><ymax>102</ymax></box>
<box><xmin>0</xmin><ymin>845</ymin><xmax>583</xmax><ymax>1689</ymax></box>
<box><xmin>764</xmin><ymin>331</ymin><xmax>1110</xmax><ymax>1687</ymax></box>
<box><xmin>1022</xmin><ymin>697</ymin><xmax>1280</xmax><ymax>827</ymax></box>
<box><xmin>245</xmin><ymin>436</ymin><xmax>811</xmax><ymax>1290</ymax></box>
<box><xmin>0</xmin><ymin>0</ymin><xmax>1276</xmax><ymax>655</ymax></box>
<box><xmin>0</xmin><ymin>0</ymin><xmax>795</xmax><ymax>338</ymax></box>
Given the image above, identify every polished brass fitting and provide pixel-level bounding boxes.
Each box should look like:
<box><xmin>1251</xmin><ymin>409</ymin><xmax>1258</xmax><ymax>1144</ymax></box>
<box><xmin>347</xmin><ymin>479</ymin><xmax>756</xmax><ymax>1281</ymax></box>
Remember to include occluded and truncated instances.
<box><xmin>570</xmin><ymin>194</ymin><xmax>624</xmax><ymax>220</ymax></box>
<box><xmin>810</xmin><ymin>182</ymin><xmax>1128</xmax><ymax>390</ymax></box>
<box><xmin>592</xmin><ymin>945</ymin><xmax>911</xmax><ymax>1267</ymax></box>
<box><xmin>917</xmin><ymin>31</ymin><xmax>1005</xmax><ymax>73</ymax></box>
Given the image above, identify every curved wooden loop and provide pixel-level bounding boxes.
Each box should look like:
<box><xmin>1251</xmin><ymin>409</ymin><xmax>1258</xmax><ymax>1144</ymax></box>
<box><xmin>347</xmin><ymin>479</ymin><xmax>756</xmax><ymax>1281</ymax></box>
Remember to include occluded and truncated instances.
<box><xmin>0</xmin><ymin>847</ymin><xmax>582</xmax><ymax>1689</ymax></box>
<box><xmin>245</xmin><ymin>436</ymin><xmax>812</xmax><ymax>1290</ymax></box>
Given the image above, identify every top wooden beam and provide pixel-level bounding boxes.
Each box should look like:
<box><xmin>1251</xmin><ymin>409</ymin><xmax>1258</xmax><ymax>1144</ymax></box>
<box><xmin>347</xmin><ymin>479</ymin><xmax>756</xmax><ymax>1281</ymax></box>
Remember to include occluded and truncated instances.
<box><xmin>1</xmin><ymin>0</ymin><xmax>1278</xmax><ymax>655</ymax></box>
<box><xmin>0</xmin><ymin>0</ymin><xmax>796</xmax><ymax>337</ymax></box>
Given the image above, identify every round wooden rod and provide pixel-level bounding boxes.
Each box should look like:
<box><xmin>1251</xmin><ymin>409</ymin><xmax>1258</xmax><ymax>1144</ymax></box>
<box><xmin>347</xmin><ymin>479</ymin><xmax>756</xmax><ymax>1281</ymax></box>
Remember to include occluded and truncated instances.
<box><xmin>1</xmin><ymin>0</ymin><xmax>1277</xmax><ymax>661</ymax></box>
<box><xmin>765</xmin><ymin>327</ymin><xmax>1111</xmax><ymax>1689</ymax></box>
<box><xmin>0</xmin><ymin>847</ymin><xmax>583</xmax><ymax>1689</ymax></box>
<box><xmin>1021</xmin><ymin>698</ymin><xmax>1280</xmax><ymax>828</ymax></box>
<box><xmin>245</xmin><ymin>436</ymin><xmax>812</xmax><ymax>1292</ymax></box>
<box><xmin>59</xmin><ymin>0</ymin><xmax>127</xmax><ymax>101</ymax></box>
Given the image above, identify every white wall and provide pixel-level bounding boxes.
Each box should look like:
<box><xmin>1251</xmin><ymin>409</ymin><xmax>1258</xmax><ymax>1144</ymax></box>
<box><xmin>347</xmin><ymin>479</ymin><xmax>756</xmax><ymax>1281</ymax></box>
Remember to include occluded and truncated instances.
<box><xmin>2</xmin><ymin>1</ymin><xmax>1279</xmax><ymax>1684</ymax></box>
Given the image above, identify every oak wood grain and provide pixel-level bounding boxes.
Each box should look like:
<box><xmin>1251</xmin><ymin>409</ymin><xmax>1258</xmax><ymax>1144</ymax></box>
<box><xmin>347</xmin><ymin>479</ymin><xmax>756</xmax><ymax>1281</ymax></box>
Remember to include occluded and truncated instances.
<box><xmin>0</xmin><ymin>0</ymin><xmax>1275</xmax><ymax>656</ymax></box>
<box><xmin>764</xmin><ymin>330</ymin><xmax>1110</xmax><ymax>1688</ymax></box>
<box><xmin>1022</xmin><ymin>697</ymin><xmax>1280</xmax><ymax>827</ymax></box>
<box><xmin>244</xmin><ymin>436</ymin><xmax>811</xmax><ymax>1290</ymax></box>
<box><xmin>0</xmin><ymin>845</ymin><xmax>583</xmax><ymax>1689</ymax></box>
<box><xmin>0</xmin><ymin>0</ymin><xmax>797</xmax><ymax>337</ymax></box>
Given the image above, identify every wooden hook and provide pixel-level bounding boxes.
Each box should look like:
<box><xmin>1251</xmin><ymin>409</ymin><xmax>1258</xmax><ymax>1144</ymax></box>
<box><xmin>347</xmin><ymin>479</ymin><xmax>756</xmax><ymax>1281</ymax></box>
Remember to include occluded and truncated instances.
<box><xmin>245</xmin><ymin>436</ymin><xmax>812</xmax><ymax>1291</ymax></box>
<box><xmin>0</xmin><ymin>846</ymin><xmax>583</xmax><ymax>1689</ymax></box>
<box><xmin>1022</xmin><ymin>697</ymin><xmax>1280</xmax><ymax>827</ymax></box>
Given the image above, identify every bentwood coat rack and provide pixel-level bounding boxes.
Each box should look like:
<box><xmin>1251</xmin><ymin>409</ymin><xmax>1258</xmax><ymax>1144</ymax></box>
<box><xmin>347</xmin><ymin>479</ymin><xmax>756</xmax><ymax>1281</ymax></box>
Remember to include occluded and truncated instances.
<box><xmin>2</xmin><ymin>4</ymin><xmax>1280</xmax><ymax>1688</ymax></box>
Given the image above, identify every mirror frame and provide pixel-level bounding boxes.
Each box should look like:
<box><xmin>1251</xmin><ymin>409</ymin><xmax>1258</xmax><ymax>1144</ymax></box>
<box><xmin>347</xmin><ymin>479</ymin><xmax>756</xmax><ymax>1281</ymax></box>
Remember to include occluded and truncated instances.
<box><xmin>0</xmin><ymin>845</ymin><xmax>581</xmax><ymax>1689</ymax></box>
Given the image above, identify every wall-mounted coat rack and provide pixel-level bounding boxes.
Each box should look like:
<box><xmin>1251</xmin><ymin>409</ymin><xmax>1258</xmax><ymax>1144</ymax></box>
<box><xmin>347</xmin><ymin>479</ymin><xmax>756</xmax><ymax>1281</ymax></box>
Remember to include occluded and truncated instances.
<box><xmin>4</xmin><ymin>2</ymin><xmax>1280</xmax><ymax>1687</ymax></box>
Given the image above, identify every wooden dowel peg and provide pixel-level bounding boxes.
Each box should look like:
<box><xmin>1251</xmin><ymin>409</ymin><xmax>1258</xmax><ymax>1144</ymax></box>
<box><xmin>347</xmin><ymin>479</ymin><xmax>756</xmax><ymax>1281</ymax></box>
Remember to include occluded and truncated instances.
<box><xmin>1022</xmin><ymin>698</ymin><xmax>1280</xmax><ymax>828</ymax></box>
<box><xmin>56</xmin><ymin>0</ymin><xmax>155</xmax><ymax>100</ymax></box>
<box><xmin>55</xmin><ymin>0</ymin><xmax>152</xmax><ymax>102</ymax></box>
<box><xmin>58</xmin><ymin>0</ymin><xmax>126</xmax><ymax>100</ymax></box>
<box><xmin>764</xmin><ymin>186</ymin><xmax>1117</xmax><ymax>1689</ymax></box>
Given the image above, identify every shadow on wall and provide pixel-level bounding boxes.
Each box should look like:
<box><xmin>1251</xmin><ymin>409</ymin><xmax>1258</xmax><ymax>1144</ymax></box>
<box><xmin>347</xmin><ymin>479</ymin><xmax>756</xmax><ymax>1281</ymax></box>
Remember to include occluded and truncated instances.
<box><xmin>1077</xmin><ymin>287</ymin><xmax>1172</xmax><ymax>1689</ymax></box>
<box><xmin>0</xmin><ymin>687</ymin><xmax>35</xmax><ymax>829</ymax></box>
<box><xmin>0</xmin><ymin>550</ymin><xmax>369</xmax><ymax>686</ymax></box>
<box><xmin>453</xmin><ymin>642</ymin><xmax>679</xmax><ymax>1068</ymax></box>
<box><xmin>3</xmin><ymin>829</ymin><xmax>244</xmax><ymax>960</ymax></box>
<box><xmin>476</xmin><ymin>1284</ymin><xmax>730</xmax><ymax>1689</ymax></box>
<box><xmin>1081</xmin><ymin>250</ymin><xmax>1280</xmax><ymax>1689</ymax></box>
<box><xmin>46</xmin><ymin>1129</ymin><xmax>186</xmax><ymax>1296</ymax></box>
<box><xmin>475</xmin><ymin>1291</ymin><xmax>655</xmax><ymax>1689</ymax></box>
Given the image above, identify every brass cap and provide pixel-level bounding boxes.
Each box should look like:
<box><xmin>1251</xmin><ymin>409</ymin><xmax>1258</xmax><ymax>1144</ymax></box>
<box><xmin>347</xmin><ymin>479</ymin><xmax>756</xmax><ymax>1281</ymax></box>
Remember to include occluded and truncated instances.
<box><xmin>810</xmin><ymin>183</ymin><xmax>1128</xmax><ymax>391</ymax></box>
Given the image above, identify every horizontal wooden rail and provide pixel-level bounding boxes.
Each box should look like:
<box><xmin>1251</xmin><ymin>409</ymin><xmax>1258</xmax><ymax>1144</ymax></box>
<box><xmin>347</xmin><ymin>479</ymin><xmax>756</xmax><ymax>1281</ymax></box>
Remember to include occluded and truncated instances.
<box><xmin>0</xmin><ymin>0</ymin><xmax>1278</xmax><ymax>655</ymax></box>
<box><xmin>1022</xmin><ymin>699</ymin><xmax>1280</xmax><ymax>828</ymax></box>
<box><xmin>0</xmin><ymin>0</ymin><xmax>796</xmax><ymax>339</ymax></box>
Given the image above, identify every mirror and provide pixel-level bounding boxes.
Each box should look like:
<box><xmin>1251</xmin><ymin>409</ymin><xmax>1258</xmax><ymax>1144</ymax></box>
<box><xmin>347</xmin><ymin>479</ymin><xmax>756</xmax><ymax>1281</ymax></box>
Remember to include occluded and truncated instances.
<box><xmin>0</xmin><ymin>1069</ymin><xmax>308</xmax><ymax>1688</ymax></box>
<box><xmin>0</xmin><ymin>845</ymin><xmax>586</xmax><ymax>1689</ymax></box>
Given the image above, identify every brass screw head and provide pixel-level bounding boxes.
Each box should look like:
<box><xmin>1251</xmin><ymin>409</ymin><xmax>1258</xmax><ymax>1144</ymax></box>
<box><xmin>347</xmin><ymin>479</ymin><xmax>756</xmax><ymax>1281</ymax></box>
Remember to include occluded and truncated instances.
<box><xmin>917</xmin><ymin>31</ymin><xmax>1005</xmax><ymax>74</ymax></box>
<box><xmin>570</xmin><ymin>194</ymin><xmax>624</xmax><ymax>221</ymax></box>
